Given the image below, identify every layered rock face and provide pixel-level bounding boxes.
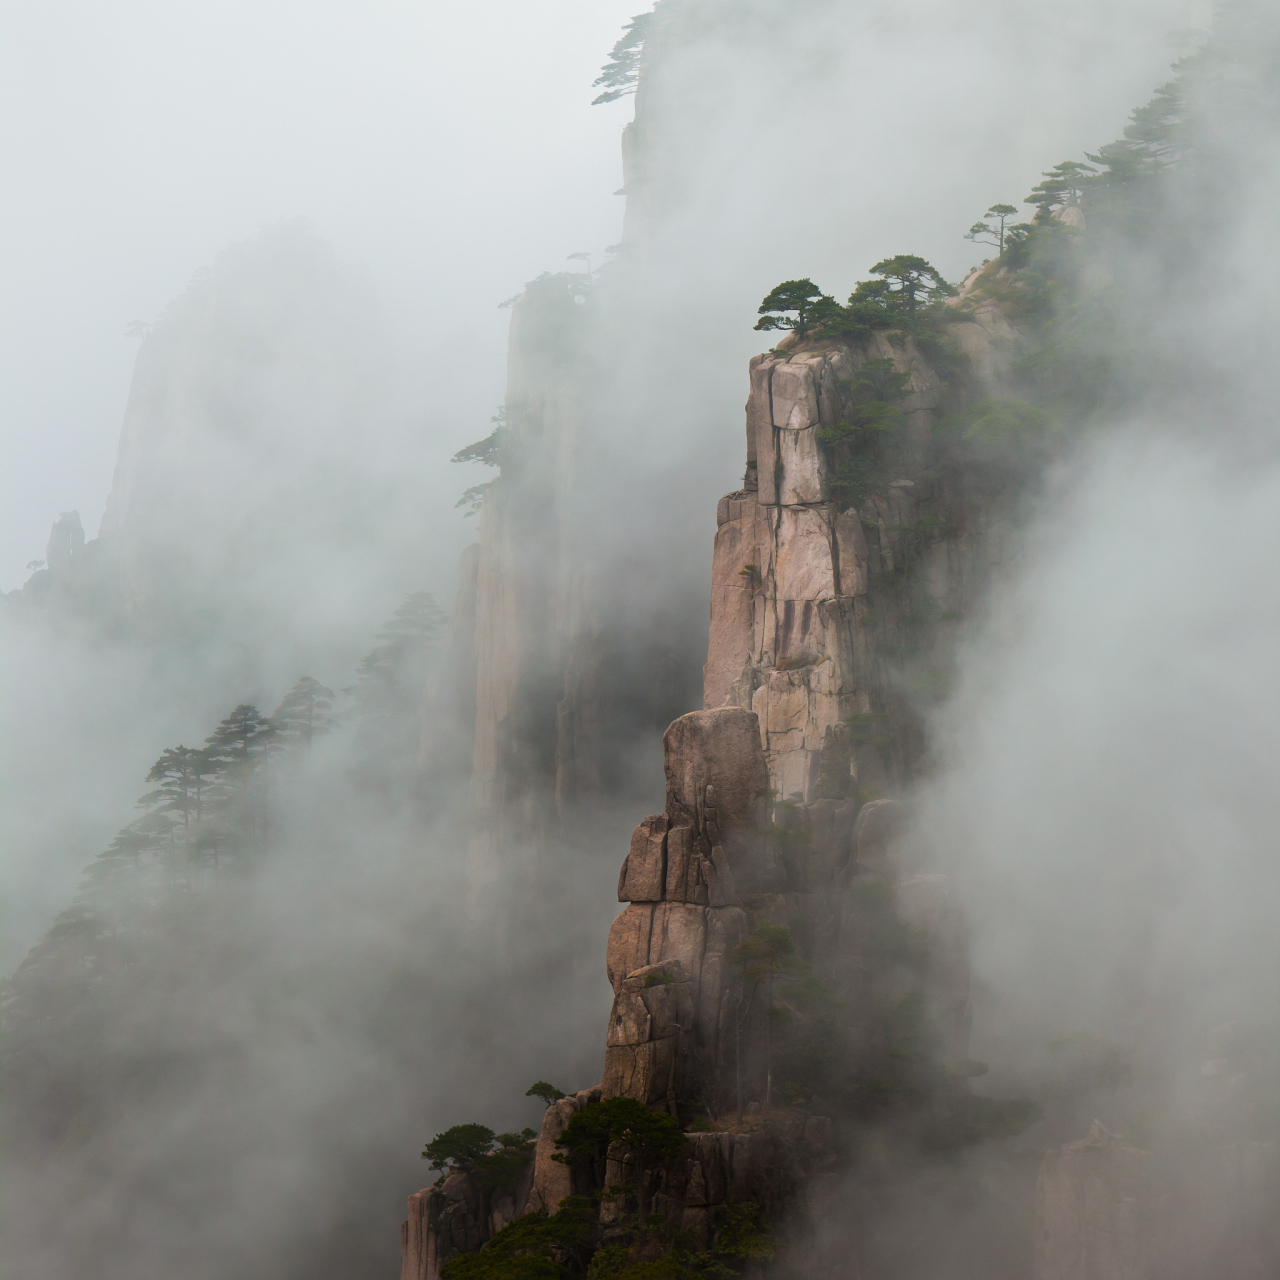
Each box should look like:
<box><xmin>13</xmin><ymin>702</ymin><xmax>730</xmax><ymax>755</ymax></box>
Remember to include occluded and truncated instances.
<box><xmin>401</xmin><ymin>700</ymin><xmax>971</xmax><ymax>1276</ymax></box>
<box><xmin>404</xmin><ymin>322</ymin><xmax>999</xmax><ymax>1276</ymax></box>
<box><xmin>604</xmin><ymin>707</ymin><xmax>766</xmax><ymax>1114</ymax></box>
<box><xmin>705</xmin><ymin>326</ymin><xmax>1013</xmax><ymax>801</ymax></box>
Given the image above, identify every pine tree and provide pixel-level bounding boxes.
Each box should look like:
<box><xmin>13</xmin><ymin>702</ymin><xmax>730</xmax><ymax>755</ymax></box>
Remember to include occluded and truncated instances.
<box><xmin>964</xmin><ymin>203</ymin><xmax>1021</xmax><ymax>255</ymax></box>
<box><xmin>865</xmin><ymin>255</ymin><xmax>957</xmax><ymax>316</ymax></box>
<box><xmin>591</xmin><ymin>11</ymin><xmax>652</xmax><ymax>105</ymax></box>
<box><xmin>138</xmin><ymin>744</ymin><xmax>219</xmax><ymax>835</ymax></box>
<box><xmin>204</xmin><ymin>704</ymin><xmax>278</xmax><ymax>774</ymax></box>
<box><xmin>270</xmin><ymin>677</ymin><xmax>336</xmax><ymax>748</ymax></box>
<box><xmin>351</xmin><ymin>592</ymin><xmax>445</xmax><ymax>720</ymax></box>
<box><xmin>1027</xmin><ymin>161</ymin><xmax>1096</xmax><ymax>211</ymax></box>
<box><xmin>200</xmin><ymin>704</ymin><xmax>279</xmax><ymax>866</ymax></box>
<box><xmin>754</xmin><ymin>279</ymin><xmax>831</xmax><ymax>335</ymax></box>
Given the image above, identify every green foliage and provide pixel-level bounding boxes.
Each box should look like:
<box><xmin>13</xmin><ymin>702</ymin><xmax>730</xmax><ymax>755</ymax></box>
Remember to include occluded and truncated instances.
<box><xmin>421</xmin><ymin>1124</ymin><xmax>537</xmax><ymax>1191</ymax></box>
<box><xmin>866</xmin><ymin>255</ymin><xmax>957</xmax><ymax>316</ymax></box>
<box><xmin>439</xmin><ymin>1213</ymin><xmax>563</xmax><ymax>1279</ymax></box>
<box><xmin>555</xmin><ymin>1097</ymin><xmax>686</xmax><ymax>1167</ymax></box>
<box><xmin>710</xmin><ymin>1202</ymin><xmax>775</xmax><ymax>1265</ymax></box>
<box><xmin>939</xmin><ymin>397</ymin><xmax>1058</xmax><ymax>447</ymax></box>
<box><xmin>1027</xmin><ymin>161</ymin><xmax>1096</xmax><ymax>211</ymax></box>
<box><xmin>964</xmin><ymin>203</ymin><xmax>1021</xmax><ymax>255</ymax></box>
<box><xmin>422</xmin><ymin>1122</ymin><xmax>498</xmax><ymax>1172</ymax></box>
<box><xmin>753</xmin><ymin>257</ymin><xmax>957</xmax><ymax>354</ymax></box>
<box><xmin>731</xmin><ymin>925</ymin><xmax>798</xmax><ymax>984</ymax></box>
<box><xmin>439</xmin><ymin>1197</ymin><xmax>601</xmax><ymax>1279</ymax></box>
<box><xmin>140</xmin><ymin>744</ymin><xmax>219</xmax><ymax>827</ymax></box>
<box><xmin>761</xmin><ymin>824</ymin><xmax>811</xmax><ymax>844</ymax></box>
<box><xmin>451</xmin><ymin>412</ymin><xmax>507</xmax><ymax>468</ymax></box>
<box><xmin>456</xmin><ymin>481</ymin><xmax>496</xmax><ymax>517</ymax></box>
<box><xmin>844</xmin><ymin>711</ymin><xmax>889</xmax><ymax>746</ymax></box>
<box><xmin>754</xmin><ymin>279</ymin><xmax>828</xmax><ymax>334</ymax></box>
<box><xmin>556</xmin><ymin>1097</ymin><xmax>685</xmax><ymax>1220</ymax></box>
<box><xmin>580</xmin><ymin>1202</ymin><xmax>772</xmax><ymax>1278</ymax></box>
<box><xmin>585</xmin><ymin>1244</ymin><xmax>631</xmax><ymax>1278</ymax></box>
<box><xmin>452</xmin><ymin>407</ymin><xmax>506</xmax><ymax>515</ymax></box>
<box><xmin>592</xmin><ymin>11</ymin><xmax>652</xmax><ymax>105</ymax></box>
<box><xmin>204</xmin><ymin>704</ymin><xmax>278</xmax><ymax>773</ymax></box>
<box><xmin>527</xmin><ymin>1080</ymin><xmax>568</xmax><ymax>1105</ymax></box>
<box><xmin>269</xmin><ymin>676</ymin><xmax>336</xmax><ymax>748</ymax></box>
<box><xmin>815</xmin><ymin>358</ymin><xmax>911</xmax><ymax>509</ymax></box>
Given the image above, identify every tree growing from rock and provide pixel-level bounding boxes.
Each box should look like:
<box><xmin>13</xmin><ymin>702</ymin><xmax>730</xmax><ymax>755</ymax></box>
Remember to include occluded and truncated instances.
<box><xmin>754</xmin><ymin>279</ymin><xmax>832</xmax><ymax>335</ymax></box>
<box><xmin>422</xmin><ymin>1123</ymin><xmax>538</xmax><ymax>1190</ymax></box>
<box><xmin>1027</xmin><ymin>161</ymin><xmax>1096</xmax><ymax>211</ymax></box>
<box><xmin>866</xmin><ymin>255</ymin><xmax>957</xmax><ymax>315</ymax></box>
<box><xmin>526</xmin><ymin>1081</ymin><xmax>566</xmax><ymax>1106</ymax></box>
<box><xmin>591</xmin><ymin>11</ymin><xmax>652</xmax><ymax>105</ymax></box>
<box><xmin>554</xmin><ymin>1096</ymin><xmax>685</xmax><ymax>1222</ymax></box>
<box><xmin>964</xmin><ymin>203</ymin><xmax>1021</xmax><ymax>255</ymax></box>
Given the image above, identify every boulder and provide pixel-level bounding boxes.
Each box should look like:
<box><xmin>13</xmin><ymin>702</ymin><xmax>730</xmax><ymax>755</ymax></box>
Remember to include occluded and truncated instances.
<box><xmin>601</xmin><ymin>1037</ymin><xmax>678</xmax><ymax>1106</ymax></box>
<box><xmin>777</xmin><ymin>425</ymin><xmax>827</xmax><ymax>505</ymax></box>
<box><xmin>663</xmin><ymin>708</ymin><xmax>770</xmax><ymax>841</ymax></box>
<box><xmin>400</xmin><ymin>1188</ymin><xmax>436</xmax><ymax>1280</ymax></box>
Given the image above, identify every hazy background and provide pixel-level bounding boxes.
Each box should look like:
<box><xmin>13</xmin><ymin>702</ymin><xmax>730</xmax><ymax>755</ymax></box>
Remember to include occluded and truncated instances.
<box><xmin>6</xmin><ymin>2</ymin><xmax>1269</xmax><ymax>1279</ymax></box>
<box><xmin>0</xmin><ymin>0</ymin><xmax>640</xmax><ymax>588</ymax></box>
<box><xmin>2</xmin><ymin>0</ymin><xmax>1211</xmax><ymax>587</ymax></box>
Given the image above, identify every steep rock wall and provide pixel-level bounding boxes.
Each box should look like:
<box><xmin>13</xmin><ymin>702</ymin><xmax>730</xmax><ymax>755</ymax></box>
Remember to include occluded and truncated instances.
<box><xmin>706</xmin><ymin>322</ymin><xmax>1018</xmax><ymax>802</ymax></box>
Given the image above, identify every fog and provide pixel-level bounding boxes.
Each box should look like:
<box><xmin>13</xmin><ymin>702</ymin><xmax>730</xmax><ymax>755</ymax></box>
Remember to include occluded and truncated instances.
<box><xmin>3</xmin><ymin>0</ymin><xmax>1273</xmax><ymax>1277</ymax></box>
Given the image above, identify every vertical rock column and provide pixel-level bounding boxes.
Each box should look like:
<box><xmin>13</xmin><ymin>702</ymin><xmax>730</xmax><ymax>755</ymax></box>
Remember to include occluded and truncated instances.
<box><xmin>603</xmin><ymin>708</ymin><xmax>769</xmax><ymax>1114</ymax></box>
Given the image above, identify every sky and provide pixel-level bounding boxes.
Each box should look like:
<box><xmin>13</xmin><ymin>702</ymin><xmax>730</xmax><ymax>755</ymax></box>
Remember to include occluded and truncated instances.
<box><xmin>0</xmin><ymin>0</ymin><xmax>639</xmax><ymax>589</ymax></box>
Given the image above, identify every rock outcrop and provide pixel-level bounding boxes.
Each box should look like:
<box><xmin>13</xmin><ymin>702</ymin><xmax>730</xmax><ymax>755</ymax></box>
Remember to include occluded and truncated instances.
<box><xmin>706</xmin><ymin>326</ymin><xmax>1017</xmax><ymax>802</ymax></box>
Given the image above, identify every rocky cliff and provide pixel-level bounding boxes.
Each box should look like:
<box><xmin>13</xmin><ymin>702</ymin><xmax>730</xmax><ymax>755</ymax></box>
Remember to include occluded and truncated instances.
<box><xmin>401</xmin><ymin>307</ymin><xmax>1012</xmax><ymax>1276</ymax></box>
<box><xmin>405</xmin><ymin>279</ymin><xmax>1280</xmax><ymax>1277</ymax></box>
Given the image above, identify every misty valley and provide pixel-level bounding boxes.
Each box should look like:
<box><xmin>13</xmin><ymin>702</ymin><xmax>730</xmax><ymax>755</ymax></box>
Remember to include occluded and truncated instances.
<box><xmin>2</xmin><ymin>3</ymin><xmax>1278</xmax><ymax>1279</ymax></box>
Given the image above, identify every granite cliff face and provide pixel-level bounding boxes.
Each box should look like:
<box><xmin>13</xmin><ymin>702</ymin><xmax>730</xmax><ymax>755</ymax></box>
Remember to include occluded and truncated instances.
<box><xmin>402</xmin><ymin>310</ymin><xmax>1006</xmax><ymax>1276</ymax></box>
<box><xmin>705</xmin><ymin>315</ymin><xmax>1021</xmax><ymax>801</ymax></box>
<box><xmin>406</xmin><ymin>284</ymin><xmax>1279</xmax><ymax>1276</ymax></box>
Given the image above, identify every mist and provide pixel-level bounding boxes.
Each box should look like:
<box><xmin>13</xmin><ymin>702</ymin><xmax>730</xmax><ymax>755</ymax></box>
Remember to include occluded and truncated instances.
<box><xmin>3</xmin><ymin>1</ymin><xmax>1275</xmax><ymax>1278</ymax></box>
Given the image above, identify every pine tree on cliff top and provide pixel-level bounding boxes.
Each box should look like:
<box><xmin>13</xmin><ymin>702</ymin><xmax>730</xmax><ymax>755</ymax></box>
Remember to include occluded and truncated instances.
<box><xmin>754</xmin><ymin>278</ymin><xmax>831</xmax><ymax>335</ymax></box>
<box><xmin>964</xmin><ymin>204</ymin><xmax>1021</xmax><ymax>256</ymax></box>
<box><xmin>865</xmin><ymin>255</ymin><xmax>957</xmax><ymax>316</ymax></box>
